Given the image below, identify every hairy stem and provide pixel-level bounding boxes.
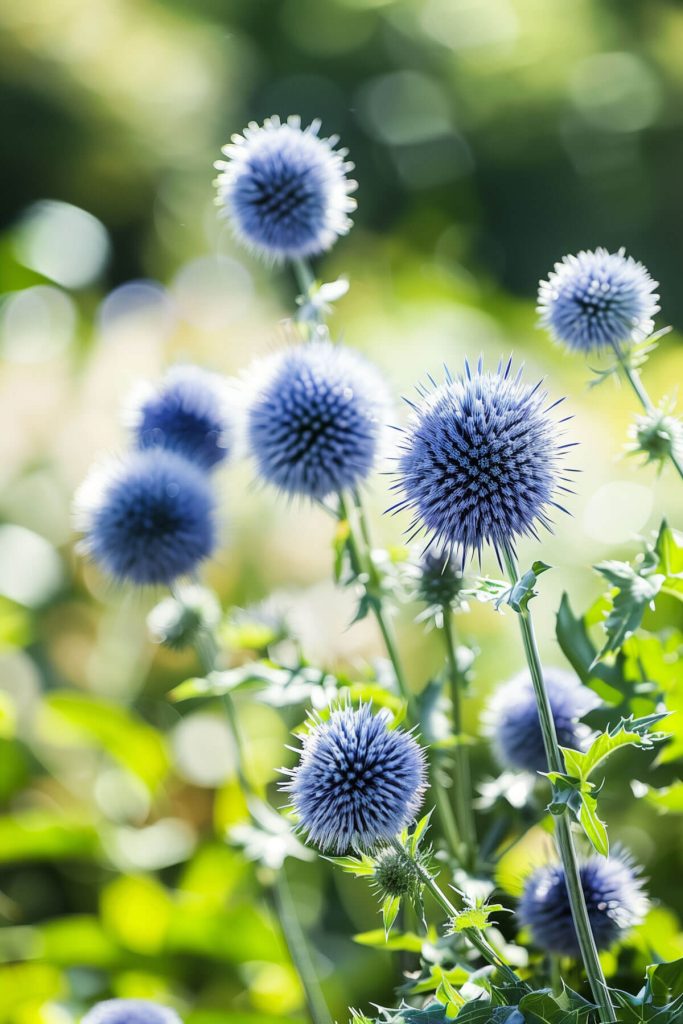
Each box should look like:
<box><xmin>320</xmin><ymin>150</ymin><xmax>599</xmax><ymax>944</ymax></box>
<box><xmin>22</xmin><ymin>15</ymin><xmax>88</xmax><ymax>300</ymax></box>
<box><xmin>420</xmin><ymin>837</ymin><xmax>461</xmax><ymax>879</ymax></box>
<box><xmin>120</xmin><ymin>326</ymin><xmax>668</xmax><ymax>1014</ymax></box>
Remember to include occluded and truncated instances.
<box><xmin>272</xmin><ymin>867</ymin><xmax>333</xmax><ymax>1024</ymax></box>
<box><xmin>611</xmin><ymin>341</ymin><xmax>683</xmax><ymax>481</ymax></box>
<box><xmin>441</xmin><ymin>611</ymin><xmax>477</xmax><ymax>870</ymax></box>
<box><xmin>501</xmin><ymin>545</ymin><xmax>617</xmax><ymax>1024</ymax></box>
<box><xmin>174</xmin><ymin>594</ymin><xmax>331</xmax><ymax>1024</ymax></box>
<box><xmin>390</xmin><ymin>837</ymin><xmax>522</xmax><ymax>992</ymax></box>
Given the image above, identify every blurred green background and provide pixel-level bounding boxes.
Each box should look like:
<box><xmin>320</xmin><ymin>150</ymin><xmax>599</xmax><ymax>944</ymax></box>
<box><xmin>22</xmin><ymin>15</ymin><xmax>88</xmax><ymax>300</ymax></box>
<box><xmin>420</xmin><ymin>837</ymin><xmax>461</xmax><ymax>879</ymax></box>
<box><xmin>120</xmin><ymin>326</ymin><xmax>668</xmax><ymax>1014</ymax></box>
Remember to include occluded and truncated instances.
<box><xmin>1</xmin><ymin>0</ymin><xmax>683</xmax><ymax>1021</ymax></box>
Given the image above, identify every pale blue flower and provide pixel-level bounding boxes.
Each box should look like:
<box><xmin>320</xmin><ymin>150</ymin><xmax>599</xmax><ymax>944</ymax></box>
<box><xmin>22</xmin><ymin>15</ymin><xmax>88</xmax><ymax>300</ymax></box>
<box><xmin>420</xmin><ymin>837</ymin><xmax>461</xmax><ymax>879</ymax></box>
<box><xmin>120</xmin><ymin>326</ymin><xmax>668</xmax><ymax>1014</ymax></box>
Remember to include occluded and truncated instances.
<box><xmin>538</xmin><ymin>247</ymin><xmax>659</xmax><ymax>353</ymax></box>
<box><xmin>215</xmin><ymin>115</ymin><xmax>357</xmax><ymax>262</ymax></box>
<box><xmin>82</xmin><ymin>1000</ymin><xmax>181</xmax><ymax>1024</ymax></box>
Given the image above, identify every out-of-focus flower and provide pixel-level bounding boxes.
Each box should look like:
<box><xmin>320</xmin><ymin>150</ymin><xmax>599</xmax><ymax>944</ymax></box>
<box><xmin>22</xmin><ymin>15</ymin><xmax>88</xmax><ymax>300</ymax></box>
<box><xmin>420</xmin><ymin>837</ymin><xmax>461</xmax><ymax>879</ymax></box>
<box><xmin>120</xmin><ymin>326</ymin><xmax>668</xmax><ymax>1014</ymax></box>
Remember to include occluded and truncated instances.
<box><xmin>247</xmin><ymin>341</ymin><xmax>389</xmax><ymax>500</ymax></box>
<box><xmin>147</xmin><ymin>584</ymin><xmax>221</xmax><ymax>650</ymax></box>
<box><xmin>82</xmin><ymin>1000</ymin><xmax>182</xmax><ymax>1024</ymax></box>
<box><xmin>628</xmin><ymin>402</ymin><xmax>683</xmax><ymax>471</ymax></box>
<box><xmin>415</xmin><ymin>546</ymin><xmax>466</xmax><ymax>610</ymax></box>
<box><xmin>283</xmin><ymin>704</ymin><xmax>427</xmax><ymax>853</ymax></box>
<box><xmin>518</xmin><ymin>853</ymin><xmax>648</xmax><ymax>956</ymax></box>
<box><xmin>482</xmin><ymin>667</ymin><xmax>600</xmax><ymax>775</ymax></box>
<box><xmin>392</xmin><ymin>359</ymin><xmax>571</xmax><ymax>559</ymax></box>
<box><xmin>127</xmin><ymin>365</ymin><xmax>235</xmax><ymax>471</ymax></box>
<box><xmin>75</xmin><ymin>450</ymin><xmax>217</xmax><ymax>586</ymax></box>
<box><xmin>538</xmin><ymin>248</ymin><xmax>659</xmax><ymax>353</ymax></box>
<box><xmin>214</xmin><ymin>115</ymin><xmax>357</xmax><ymax>262</ymax></box>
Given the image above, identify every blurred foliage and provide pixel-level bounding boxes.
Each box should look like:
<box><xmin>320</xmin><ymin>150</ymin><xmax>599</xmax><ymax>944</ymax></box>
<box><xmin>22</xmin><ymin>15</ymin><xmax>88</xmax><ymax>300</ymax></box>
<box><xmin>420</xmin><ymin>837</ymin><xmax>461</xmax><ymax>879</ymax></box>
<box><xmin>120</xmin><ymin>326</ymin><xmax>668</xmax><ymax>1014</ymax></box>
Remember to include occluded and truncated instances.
<box><xmin>1</xmin><ymin>0</ymin><xmax>683</xmax><ymax>1021</ymax></box>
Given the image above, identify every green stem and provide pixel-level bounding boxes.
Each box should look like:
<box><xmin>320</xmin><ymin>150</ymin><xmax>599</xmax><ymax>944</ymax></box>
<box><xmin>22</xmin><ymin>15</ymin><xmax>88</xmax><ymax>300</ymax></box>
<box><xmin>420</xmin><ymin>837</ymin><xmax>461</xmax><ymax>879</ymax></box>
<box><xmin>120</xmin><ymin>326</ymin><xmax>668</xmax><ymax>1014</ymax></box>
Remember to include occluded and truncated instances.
<box><xmin>339</xmin><ymin>493</ymin><xmax>464</xmax><ymax>862</ymax></box>
<box><xmin>611</xmin><ymin>342</ymin><xmax>683</xmax><ymax>481</ymax></box>
<box><xmin>293</xmin><ymin>257</ymin><xmax>316</xmax><ymax>298</ymax></box>
<box><xmin>173</xmin><ymin>594</ymin><xmax>331</xmax><ymax>1024</ymax></box>
<box><xmin>550</xmin><ymin>954</ymin><xmax>563</xmax><ymax>998</ymax></box>
<box><xmin>272</xmin><ymin>867</ymin><xmax>333</xmax><ymax>1024</ymax></box>
<box><xmin>390</xmin><ymin>838</ymin><xmax>521</xmax><ymax>992</ymax></box>
<box><xmin>441</xmin><ymin>610</ymin><xmax>477</xmax><ymax>870</ymax></box>
<box><xmin>501</xmin><ymin>545</ymin><xmax>617</xmax><ymax>1024</ymax></box>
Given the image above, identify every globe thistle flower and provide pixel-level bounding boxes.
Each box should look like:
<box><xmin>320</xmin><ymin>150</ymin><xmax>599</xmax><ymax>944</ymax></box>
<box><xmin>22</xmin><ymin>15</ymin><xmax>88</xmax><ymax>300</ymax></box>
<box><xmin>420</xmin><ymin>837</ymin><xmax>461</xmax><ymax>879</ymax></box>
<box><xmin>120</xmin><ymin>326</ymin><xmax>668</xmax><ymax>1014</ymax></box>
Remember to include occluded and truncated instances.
<box><xmin>392</xmin><ymin>359</ymin><xmax>572</xmax><ymax>560</ymax></box>
<box><xmin>214</xmin><ymin>115</ymin><xmax>357</xmax><ymax>262</ymax></box>
<box><xmin>628</xmin><ymin>404</ymin><xmax>683</xmax><ymax>471</ymax></box>
<box><xmin>518</xmin><ymin>852</ymin><xmax>648</xmax><ymax>956</ymax></box>
<box><xmin>373</xmin><ymin>844</ymin><xmax>425</xmax><ymax>902</ymax></box>
<box><xmin>82</xmin><ymin>1000</ymin><xmax>182</xmax><ymax>1024</ymax></box>
<box><xmin>283</xmin><ymin>704</ymin><xmax>427</xmax><ymax>853</ymax></box>
<box><xmin>483</xmin><ymin>667</ymin><xmax>600</xmax><ymax>775</ymax></box>
<box><xmin>75</xmin><ymin>450</ymin><xmax>217</xmax><ymax>586</ymax></box>
<box><xmin>127</xmin><ymin>365</ymin><xmax>235</xmax><ymax>471</ymax></box>
<box><xmin>147</xmin><ymin>584</ymin><xmax>221</xmax><ymax>650</ymax></box>
<box><xmin>247</xmin><ymin>341</ymin><xmax>389</xmax><ymax>501</ymax></box>
<box><xmin>415</xmin><ymin>546</ymin><xmax>466</xmax><ymax>611</ymax></box>
<box><xmin>538</xmin><ymin>248</ymin><xmax>659</xmax><ymax>354</ymax></box>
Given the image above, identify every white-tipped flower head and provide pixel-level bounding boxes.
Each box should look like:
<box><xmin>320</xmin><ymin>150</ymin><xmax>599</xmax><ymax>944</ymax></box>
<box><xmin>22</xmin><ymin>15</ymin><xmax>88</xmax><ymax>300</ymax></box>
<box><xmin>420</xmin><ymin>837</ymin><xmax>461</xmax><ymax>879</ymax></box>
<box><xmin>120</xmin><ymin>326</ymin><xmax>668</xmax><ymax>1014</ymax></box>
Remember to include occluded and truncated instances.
<box><xmin>538</xmin><ymin>247</ymin><xmax>659</xmax><ymax>354</ymax></box>
<box><xmin>215</xmin><ymin>115</ymin><xmax>357</xmax><ymax>262</ymax></box>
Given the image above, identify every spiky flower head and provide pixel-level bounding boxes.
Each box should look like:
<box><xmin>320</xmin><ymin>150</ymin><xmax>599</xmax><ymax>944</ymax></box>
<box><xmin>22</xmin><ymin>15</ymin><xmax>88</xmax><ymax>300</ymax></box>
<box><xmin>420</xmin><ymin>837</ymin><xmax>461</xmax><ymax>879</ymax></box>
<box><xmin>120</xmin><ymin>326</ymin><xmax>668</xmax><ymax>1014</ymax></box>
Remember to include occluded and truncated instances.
<box><xmin>373</xmin><ymin>845</ymin><xmax>424</xmax><ymax>902</ymax></box>
<box><xmin>415</xmin><ymin>546</ymin><xmax>466</xmax><ymax>610</ymax></box>
<box><xmin>392</xmin><ymin>359</ymin><xmax>571</xmax><ymax>560</ymax></box>
<box><xmin>75</xmin><ymin>450</ymin><xmax>217</xmax><ymax>586</ymax></box>
<box><xmin>127</xmin><ymin>365</ymin><xmax>235</xmax><ymax>471</ymax></box>
<box><xmin>247</xmin><ymin>341</ymin><xmax>389</xmax><ymax>501</ymax></box>
<box><xmin>147</xmin><ymin>585</ymin><xmax>221</xmax><ymax>650</ymax></box>
<box><xmin>518</xmin><ymin>852</ymin><xmax>647</xmax><ymax>956</ymax></box>
<box><xmin>628</xmin><ymin>404</ymin><xmax>683</xmax><ymax>471</ymax></box>
<box><xmin>283</xmin><ymin>705</ymin><xmax>427</xmax><ymax>854</ymax></box>
<box><xmin>483</xmin><ymin>667</ymin><xmax>600</xmax><ymax>775</ymax></box>
<box><xmin>538</xmin><ymin>248</ymin><xmax>659</xmax><ymax>354</ymax></box>
<box><xmin>82</xmin><ymin>1000</ymin><xmax>182</xmax><ymax>1024</ymax></box>
<box><xmin>214</xmin><ymin>115</ymin><xmax>357</xmax><ymax>262</ymax></box>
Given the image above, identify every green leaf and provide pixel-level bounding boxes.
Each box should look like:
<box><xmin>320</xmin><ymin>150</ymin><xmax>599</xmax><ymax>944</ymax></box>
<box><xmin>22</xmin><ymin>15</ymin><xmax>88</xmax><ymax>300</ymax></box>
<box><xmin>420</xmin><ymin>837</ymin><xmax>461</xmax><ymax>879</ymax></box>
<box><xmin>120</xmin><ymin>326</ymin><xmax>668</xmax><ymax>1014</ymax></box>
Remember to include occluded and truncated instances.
<box><xmin>578</xmin><ymin>789</ymin><xmax>609</xmax><ymax>857</ymax></box>
<box><xmin>352</xmin><ymin>929</ymin><xmax>424</xmax><ymax>952</ymax></box>
<box><xmin>594</xmin><ymin>560</ymin><xmax>664</xmax><ymax>659</ymax></box>
<box><xmin>408</xmin><ymin>810</ymin><xmax>434</xmax><ymax>857</ymax></box>
<box><xmin>651</xmin><ymin>520</ymin><xmax>683</xmax><ymax>601</ymax></box>
<box><xmin>382</xmin><ymin>893</ymin><xmax>401</xmax><ymax>938</ymax></box>
<box><xmin>451</xmin><ymin>901</ymin><xmax>508</xmax><ymax>933</ymax></box>
<box><xmin>508</xmin><ymin>561</ymin><xmax>551</xmax><ymax>613</ymax></box>
<box><xmin>324</xmin><ymin>853</ymin><xmax>376</xmax><ymax>877</ymax></box>
<box><xmin>41</xmin><ymin>692</ymin><xmax>168</xmax><ymax>790</ymax></box>
<box><xmin>561</xmin><ymin>717</ymin><xmax>664</xmax><ymax>782</ymax></box>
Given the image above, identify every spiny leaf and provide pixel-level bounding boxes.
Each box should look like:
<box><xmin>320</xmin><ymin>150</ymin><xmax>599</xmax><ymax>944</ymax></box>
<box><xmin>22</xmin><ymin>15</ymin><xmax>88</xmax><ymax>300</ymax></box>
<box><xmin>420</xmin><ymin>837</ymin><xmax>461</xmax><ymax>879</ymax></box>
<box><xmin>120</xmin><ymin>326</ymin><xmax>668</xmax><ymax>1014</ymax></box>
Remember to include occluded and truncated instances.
<box><xmin>594</xmin><ymin>560</ymin><xmax>664</xmax><ymax>660</ymax></box>
<box><xmin>382</xmin><ymin>894</ymin><xmax>401</xmax><ymax>938</ymax></box>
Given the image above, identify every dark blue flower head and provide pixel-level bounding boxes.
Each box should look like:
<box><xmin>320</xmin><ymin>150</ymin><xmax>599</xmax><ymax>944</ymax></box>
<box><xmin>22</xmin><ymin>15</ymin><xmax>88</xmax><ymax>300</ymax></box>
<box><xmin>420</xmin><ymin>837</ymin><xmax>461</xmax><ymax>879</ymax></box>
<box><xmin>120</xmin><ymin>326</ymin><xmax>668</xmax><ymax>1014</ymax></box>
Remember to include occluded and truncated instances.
<box><xmin>484</xmin><ymin>667</ymin><xmax>601</xmax><ymax>775</ymax></box>
<box><xmin>214</xmin><ymin>115</ymin><xmax>357</xmax><ymax>262</ymax></box>
<box><xmin>391</xmin><ymin>358</ymin><xmax>572</xmax><ymax>560</ymax></box>
<box><xmin>128</xmin><ymin>365</ymin><xmax>234</xmax><ymax>470</ymax></box>
<box><xmin>247</xmin><ymin>340</ymin><xmax>389</xmax><ymax>500</ymax></box>
<box><xmin>518</xmin><ymin>852</ymin><xmax>647</xmax><ymax>956</ymax></box>
<box><xmin>283</xmin><ymin>704</ymin><xmax>427</xmax><ymax>853</ymax></box>
<box><xmin>75</xmin><ymin>449</ymin><xmax>217</xmax><ymax>586</ymax></box>
<box><xmin>538</xmin><ymin>247</ymin><xmax>659</xmax><ymax>354</ymax></box>
<box><xmin>415</xmin><ymin>546</ymin><xmax>466</xmax><ymax>610</ymax></box>
<box><xmin>82</xmin><ymin>1000</ymin><xmax>182</xmax><ymax>1024</ymax></box>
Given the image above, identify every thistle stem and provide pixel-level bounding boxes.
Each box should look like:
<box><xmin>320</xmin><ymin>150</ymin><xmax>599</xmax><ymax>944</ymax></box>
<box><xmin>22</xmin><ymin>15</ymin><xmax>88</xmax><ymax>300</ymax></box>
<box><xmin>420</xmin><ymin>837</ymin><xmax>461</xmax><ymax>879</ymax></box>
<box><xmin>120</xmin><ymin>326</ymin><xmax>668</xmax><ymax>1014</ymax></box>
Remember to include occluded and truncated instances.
<box><xmin>173</xmin><ymin>593</ymin><xmax>331</xmax><ymax>1024</ymax></box>
<box><xmin>339</xmin><ymin>492</ymin><xmax>464</xmax><ymax>862</ymax></box>
<box><xmin>272</xmin><ymin>867</ymin><xmax>333</xmax><ymax>1024</ymax></box>
<box><xmin>390</xmin><ymin>837</ymin><xmax>522</xmax><ymax>991</ymax></box>
<box><xmin>441</xmin><ymin>611</ymin><xmax>477</xmax><ymax>871</ymax></box>
<box><xmin>293</xmin><ymin>257</ymin><xmax>316</xmax><ymax>298</ymax></box>
<box><xmin>501</xmin><ymin>545</ymin><xmax>617</xmax><ymax>1024</ymax></box>
<box><xmin>611</xmin><ymin>341</ymin><xmax>683</xmax><ymax>482</ymax></box>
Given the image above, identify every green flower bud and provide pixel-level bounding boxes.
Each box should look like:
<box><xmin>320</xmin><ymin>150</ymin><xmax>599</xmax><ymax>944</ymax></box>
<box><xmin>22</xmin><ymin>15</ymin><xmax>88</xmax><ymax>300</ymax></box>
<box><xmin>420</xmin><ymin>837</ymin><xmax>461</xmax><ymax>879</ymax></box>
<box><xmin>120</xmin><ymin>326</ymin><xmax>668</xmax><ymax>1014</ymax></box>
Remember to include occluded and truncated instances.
<box><xmin>629</xmin><ymin>405</ymin><xmax>683</xmax><ymax>469</ymax></box>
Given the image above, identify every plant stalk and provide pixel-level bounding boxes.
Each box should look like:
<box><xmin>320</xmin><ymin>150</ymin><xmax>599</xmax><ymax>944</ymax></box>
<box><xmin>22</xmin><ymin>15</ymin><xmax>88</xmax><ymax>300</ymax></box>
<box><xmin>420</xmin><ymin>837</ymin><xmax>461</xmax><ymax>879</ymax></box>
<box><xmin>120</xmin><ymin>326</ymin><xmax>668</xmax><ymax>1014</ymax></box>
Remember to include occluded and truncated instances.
<box><xmin>611</xmin><ymin>341</ymin><xmax>683</xmax><ymax>481</ymax></box>
<box><xmin>175</xmin><ymin>595</ymin><xmax>331</xmax><ymax>1024</ymax></box>
<box><xmin>441</xmin><ymin>610</ymin><xmax>477</xmax><ymax>870</ymax></box>
<box><xmin>501</xmin><ymin>545</ymin><xmax>617</xmax><ymax>1024</ymax></box>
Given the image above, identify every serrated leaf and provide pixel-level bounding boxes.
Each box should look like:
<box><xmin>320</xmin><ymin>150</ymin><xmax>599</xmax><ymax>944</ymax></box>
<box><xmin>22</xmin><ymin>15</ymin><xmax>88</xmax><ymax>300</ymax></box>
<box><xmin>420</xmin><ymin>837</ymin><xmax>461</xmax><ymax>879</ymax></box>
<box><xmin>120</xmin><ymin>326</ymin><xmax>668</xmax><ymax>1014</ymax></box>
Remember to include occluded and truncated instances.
<box><xmin>508</xmin><ymin>561</ymin><xmax>551</xmax><ymax>613</ymax></box>
<box><xmin>652</xmin><ymin>520</ymin><xmax>683</xmax><ymax>601</ymax></box>
<box><xmin>353</xmin><ymin>929</ymin><xmax>425</xmax><ymax>952</ymax></box>
<box><xmin>594</xmin><ymin>560</ymin><xmax>664</xmax><ymax>659</ymax></box>
<box><xmin>382</xmin><ymin>894</ymin><xmax>401</xmax><ymax>938</ymax></box>
<box><xmin>324</xmin><ymin>853</ymin><xmax>376</xmax><ymax>876</ymax></box>
<box><xmin>451</xmin><ymin>902</ymin><xmax>507</xmax><ymax>933</ymax></box>
<box><xmin>409</xmin><ymin>810</ymin><xmax>434</xmax><ymax>857</ymax></box>
<box><xmin>561</xmin><ymin>719</ymin><xmax>661</xmax><ymax>782</ymax></box>
<box><xmin>578</xmin><ymin>790</ymin><xmax>609</xmax><ymax>856</ymax></box>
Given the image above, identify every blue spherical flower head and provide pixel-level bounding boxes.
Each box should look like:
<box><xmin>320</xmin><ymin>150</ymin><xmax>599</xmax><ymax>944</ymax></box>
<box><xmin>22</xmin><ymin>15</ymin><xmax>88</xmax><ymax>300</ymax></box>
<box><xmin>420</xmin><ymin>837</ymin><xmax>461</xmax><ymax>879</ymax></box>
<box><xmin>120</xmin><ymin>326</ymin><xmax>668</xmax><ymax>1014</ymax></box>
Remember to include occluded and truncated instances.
<box><xmin>283</xmin><ymin>704</ymin><xmax>427</xmax><ymax>853</ymax></box>
<box><xmin>75</xmin><ymin>449</ymin><xmax>217</xmax><ymax>586</ymax></box>
<box><xmin>392</xmin><ymin>359</ymin><xmax>572</xmax><ymax>560</ymax></box>
<box><xmin>248</xmin><ymin>340</ymin><xmax>389</xmax><ymax>500</ymax></box>
<box><xmin>538</xmin><ymin>247</ymin><xmax>659</xmax><ymax>354</ymax></box>
<box><xmin>82</xmin><ymin>1000</ymin><xmax>182</xmax><ymax>1024</ymax></box>
<box><xmin>214</xmin><ymin>115</ymin><xmax>357</xmax><ymax>262</ymax></box>
<box><xmin>484</xmin><ymin>667</ymin><xmax>601</xmax><ymax>775</ymax></box>
<box><xmin>519</xmin><ymin>852</ymin><xmax>647</xmax><ymax>956</ymax></box>
<box><xmin>128</xmin><ymin>366</ymin><xmax>234</xmax><ymax>471</ymax></box>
